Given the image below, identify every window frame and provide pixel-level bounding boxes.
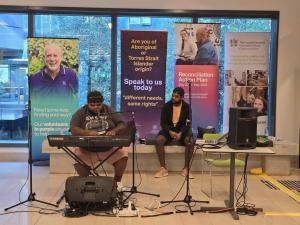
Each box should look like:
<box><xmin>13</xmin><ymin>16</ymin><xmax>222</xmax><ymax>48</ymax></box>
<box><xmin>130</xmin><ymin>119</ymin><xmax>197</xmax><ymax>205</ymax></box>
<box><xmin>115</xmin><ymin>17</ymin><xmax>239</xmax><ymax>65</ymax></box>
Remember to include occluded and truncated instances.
<box><xmin>0</xmin><ymin>6</ymin><xmax>279</xmax><ymax>147</ymax></box>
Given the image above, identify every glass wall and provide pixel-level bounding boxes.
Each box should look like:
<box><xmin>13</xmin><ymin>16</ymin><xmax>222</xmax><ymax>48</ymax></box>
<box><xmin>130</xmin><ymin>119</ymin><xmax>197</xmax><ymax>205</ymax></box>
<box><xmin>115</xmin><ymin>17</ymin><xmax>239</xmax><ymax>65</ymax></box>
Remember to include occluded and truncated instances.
<box><xmin>0</xmin><ymin>13</ymin><xmax>28</xmax><ymax>144</ymax></box>
<box><xmin>0</xmin><ymin>8</ymin><xmax>279</xmax><ymax>146</ymax></box>
<box><xmin>116</xmin><ymin>16</ymin><xmax>273</xmax><ymax>132</ymax></box>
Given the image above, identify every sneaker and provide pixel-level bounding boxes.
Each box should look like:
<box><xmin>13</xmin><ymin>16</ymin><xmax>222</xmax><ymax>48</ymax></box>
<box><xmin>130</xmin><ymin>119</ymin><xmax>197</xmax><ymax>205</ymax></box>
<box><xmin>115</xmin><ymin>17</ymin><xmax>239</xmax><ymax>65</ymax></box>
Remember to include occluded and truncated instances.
<box><xmin>154</xmin><ymin>167</ymin><xmax>168</xmax><ymax>178</ymax></box>
<box><xmin>117</xmin><ymin>182</ymin><xmax>126</xmax><ymax>192</ymax></box>
<box><xmin>181</xmin><ymin>167</ymin><xmax>195</xmax><ymax>179</ymax></box>
<box><xmin>73</xmin><ymin>163</ymin><xmax>91</xmax><ymax>177</ymax></box>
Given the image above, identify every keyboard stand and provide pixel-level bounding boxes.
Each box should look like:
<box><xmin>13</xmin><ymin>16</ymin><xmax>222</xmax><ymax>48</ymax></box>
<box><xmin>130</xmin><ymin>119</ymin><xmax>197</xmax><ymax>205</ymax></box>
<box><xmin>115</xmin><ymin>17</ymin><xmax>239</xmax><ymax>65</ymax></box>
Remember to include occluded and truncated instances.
<box><xmin>93</xmin><ymin>146</ymin><xmax>122</xmax><ymax>171</ymax></box>
<box><xmin>58</xmin><ymin>146</ymin><xmax>98</xmax><ymax>176</ymax></box>
<box><xmin>57</xmin><ymin>145</ymin><xmax>122</xmax><ymax>176</ymax></box>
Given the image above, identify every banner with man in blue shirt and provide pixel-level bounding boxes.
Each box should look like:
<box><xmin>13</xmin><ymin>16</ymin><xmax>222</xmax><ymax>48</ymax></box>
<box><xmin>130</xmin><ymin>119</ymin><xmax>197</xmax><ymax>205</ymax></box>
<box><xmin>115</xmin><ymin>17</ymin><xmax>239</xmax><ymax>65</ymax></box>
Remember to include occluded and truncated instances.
<box><xmin>28</xmin><ymin>38</ymin><xmax>79</xmax><ymax>160</ymax></box>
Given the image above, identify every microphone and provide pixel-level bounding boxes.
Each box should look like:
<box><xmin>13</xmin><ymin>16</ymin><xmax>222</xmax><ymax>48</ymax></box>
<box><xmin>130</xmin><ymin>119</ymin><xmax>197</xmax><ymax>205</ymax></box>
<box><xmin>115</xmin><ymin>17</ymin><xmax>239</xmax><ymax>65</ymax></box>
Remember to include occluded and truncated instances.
<box><xmin>186</xmin><ymin>119</ymin><xmax>191</xmax><ymax>126</ymax></box>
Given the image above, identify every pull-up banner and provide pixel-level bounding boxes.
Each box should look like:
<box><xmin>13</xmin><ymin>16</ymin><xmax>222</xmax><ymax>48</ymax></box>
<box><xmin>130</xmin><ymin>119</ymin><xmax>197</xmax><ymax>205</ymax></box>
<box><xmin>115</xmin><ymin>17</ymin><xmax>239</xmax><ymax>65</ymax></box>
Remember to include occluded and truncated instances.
<box><xmin>28</xmin><ymin>38</ymin><xmax>79</xmax><ymax>160</ymax></box>
<box><xmin>174</xmin><ymin>23</ymin><xmax>221</xmax><ymax>131</ymax></box>
<box><xmin>223</xmin><ymin>32</ymin><xmax>270</xmax><ymax>135</ymax></box>
<box><xmin>121</xmin><ymin>30</ymin><xmax>167</xmax><ymax>138</ymax></box>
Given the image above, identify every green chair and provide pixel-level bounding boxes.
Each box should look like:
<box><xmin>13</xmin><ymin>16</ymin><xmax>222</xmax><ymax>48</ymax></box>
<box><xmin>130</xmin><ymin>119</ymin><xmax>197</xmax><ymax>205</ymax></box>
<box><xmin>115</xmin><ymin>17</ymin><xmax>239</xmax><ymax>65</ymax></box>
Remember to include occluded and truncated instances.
<box><xmin>201</xmin><ymin>133</ymin><xmax>245</xmax><ymax>199</ymax></box>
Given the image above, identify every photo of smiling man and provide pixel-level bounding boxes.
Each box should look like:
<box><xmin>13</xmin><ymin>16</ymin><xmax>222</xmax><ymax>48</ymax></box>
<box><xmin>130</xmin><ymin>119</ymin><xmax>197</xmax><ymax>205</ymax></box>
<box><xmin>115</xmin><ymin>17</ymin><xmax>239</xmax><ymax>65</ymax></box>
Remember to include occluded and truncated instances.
<box><xmin>28</xmin><ymin>38</ymin><xmax>79</xmax><ymax>160</ymax></box>
<box><xmin>30</xmin><ymin>42</ymin><xmax>78</xmax><ymax>98</ymax></box>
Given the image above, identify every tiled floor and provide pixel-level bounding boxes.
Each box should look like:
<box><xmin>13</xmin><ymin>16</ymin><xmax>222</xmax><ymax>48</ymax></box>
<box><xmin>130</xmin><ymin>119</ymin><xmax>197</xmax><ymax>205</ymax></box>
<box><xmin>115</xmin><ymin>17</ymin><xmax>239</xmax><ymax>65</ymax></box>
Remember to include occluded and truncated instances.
<box><xmin>0</xmin><ymin>162</ymin><xmax>299</xmax><ymax>225</ymax></box>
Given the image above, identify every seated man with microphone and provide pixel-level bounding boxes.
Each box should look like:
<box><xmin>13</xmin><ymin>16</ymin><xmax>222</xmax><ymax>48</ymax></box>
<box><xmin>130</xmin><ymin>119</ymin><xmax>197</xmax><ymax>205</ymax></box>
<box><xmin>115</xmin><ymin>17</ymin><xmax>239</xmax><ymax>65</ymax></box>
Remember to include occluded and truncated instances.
<box><xmin>154</xmin><ymin>87</ymin><xmax>194</xmax><ymax>178</ymax></box>
<box><xmin>70</xmin><ymin>90</ymin><xmax>128</xmax><ymax>187</ymax></box>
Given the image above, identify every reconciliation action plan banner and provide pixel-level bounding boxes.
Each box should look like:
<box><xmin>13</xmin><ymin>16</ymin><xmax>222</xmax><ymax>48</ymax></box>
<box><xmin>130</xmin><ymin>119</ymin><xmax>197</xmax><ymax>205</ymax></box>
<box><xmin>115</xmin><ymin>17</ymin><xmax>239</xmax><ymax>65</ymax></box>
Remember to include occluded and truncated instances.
<box><xmin>174</xmin><ymin>23</ymin><xmax>221</xmax><ymax>131</ymax></box>
<box><xmin>121</xmin><ymin>30</ymin><xmax>167</xmax><ymax>138</ymax></box>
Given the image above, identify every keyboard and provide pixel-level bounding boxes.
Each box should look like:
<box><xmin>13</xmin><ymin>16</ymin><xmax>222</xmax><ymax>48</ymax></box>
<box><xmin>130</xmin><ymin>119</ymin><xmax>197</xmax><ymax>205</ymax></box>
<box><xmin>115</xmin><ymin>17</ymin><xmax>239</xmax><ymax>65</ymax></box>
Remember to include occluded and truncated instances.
<box><xmin>47</xmin><ymin>135</ymin><xmax>132</xmax><ymax>150</ymax></box>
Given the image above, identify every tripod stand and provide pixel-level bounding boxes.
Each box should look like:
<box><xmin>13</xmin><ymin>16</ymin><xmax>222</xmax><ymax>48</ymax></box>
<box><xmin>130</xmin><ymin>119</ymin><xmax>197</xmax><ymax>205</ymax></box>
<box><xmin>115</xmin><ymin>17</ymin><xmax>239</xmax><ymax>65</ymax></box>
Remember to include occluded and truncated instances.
<box><xmin>160</xmin><ymin>137</ymin><xmax>209</xmax><ymax>214</ymax></box>
<box><xmin>123</xmin><ymin>111</ymin><xmax>160</xmax><ymax>202</ymax></box>
<box><xmin>160</xmin><ymin>81</ymin><xmax>209</xmax><ymax>215</ymax></box>
<box><xmin>5</xmin><ymin>75</ymin><xmax>57</xmax><ymax>211</ymax></box>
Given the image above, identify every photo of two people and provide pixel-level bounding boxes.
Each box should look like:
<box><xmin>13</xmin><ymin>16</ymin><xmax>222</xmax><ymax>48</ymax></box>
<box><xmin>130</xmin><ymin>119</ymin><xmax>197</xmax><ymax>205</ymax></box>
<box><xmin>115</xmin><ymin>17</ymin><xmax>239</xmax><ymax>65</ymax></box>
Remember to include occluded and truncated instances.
<box><xmin>175</xmin><ymin>24</ymin><xmax>220</xmax><ymax>65</ymax></box>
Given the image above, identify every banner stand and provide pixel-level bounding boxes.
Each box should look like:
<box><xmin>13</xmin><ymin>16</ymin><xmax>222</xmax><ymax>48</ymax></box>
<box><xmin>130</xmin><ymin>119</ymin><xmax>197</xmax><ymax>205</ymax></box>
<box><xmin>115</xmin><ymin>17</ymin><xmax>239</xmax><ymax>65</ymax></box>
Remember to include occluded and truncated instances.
<box><xmin>4</xmin><ymin>75</ymin><xmax>58</xmax><ymax>211</ymax></box>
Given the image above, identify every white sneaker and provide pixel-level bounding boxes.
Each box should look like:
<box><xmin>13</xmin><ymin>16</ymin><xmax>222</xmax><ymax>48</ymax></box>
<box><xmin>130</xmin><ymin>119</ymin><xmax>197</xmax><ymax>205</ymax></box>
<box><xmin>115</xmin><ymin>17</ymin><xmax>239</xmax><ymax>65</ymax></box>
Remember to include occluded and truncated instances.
<box><xmin>181</xmin><ymin>167</ymin><xmax>195</xmax><ymax>179</ymax></box>
<box><xmin>154</xmin><ymin>167</ymin><xmax>168</xmax><ymax>178</ymax></box>
<box><xmin>117</xmin><ymin>182</ymin><xmax>125</xmax><ymax>192</ymax></box>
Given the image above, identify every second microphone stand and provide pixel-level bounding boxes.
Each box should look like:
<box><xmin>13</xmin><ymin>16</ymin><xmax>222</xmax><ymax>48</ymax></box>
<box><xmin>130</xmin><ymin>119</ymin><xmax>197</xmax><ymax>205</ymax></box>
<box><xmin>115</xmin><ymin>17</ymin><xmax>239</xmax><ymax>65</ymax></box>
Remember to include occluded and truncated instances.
<box><xmin>160</xmin><ymin>81</ymin><xmax>209</xmax><ymax>215</ymax></box>
<box><xmin>123</xmin><ymin>111</ymin><xmax>160</xmax><ymax>202</ymax></box>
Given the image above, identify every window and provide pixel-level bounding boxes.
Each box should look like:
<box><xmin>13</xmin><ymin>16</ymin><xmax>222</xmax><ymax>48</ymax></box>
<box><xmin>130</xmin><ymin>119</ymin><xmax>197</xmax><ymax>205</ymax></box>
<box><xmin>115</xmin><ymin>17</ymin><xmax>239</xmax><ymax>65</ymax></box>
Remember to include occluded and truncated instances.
<box><xmin>0</xmin><ymin>13</ymin><xmax>28</xmax><ymax>144</ymax></box>
<box><xmin>0</xmin><ymin>65</ymin><xmax>9</xmax><ymax>84</ymax></box>
<box><xmin>0</xmin><ymin>7</ymin><xmax>279</xmax><ymax>146</ymax></box>
<box><xmin>129</xmin><ymin>17</ymin><xmax>152</xmax><ymax>25</ymax></box>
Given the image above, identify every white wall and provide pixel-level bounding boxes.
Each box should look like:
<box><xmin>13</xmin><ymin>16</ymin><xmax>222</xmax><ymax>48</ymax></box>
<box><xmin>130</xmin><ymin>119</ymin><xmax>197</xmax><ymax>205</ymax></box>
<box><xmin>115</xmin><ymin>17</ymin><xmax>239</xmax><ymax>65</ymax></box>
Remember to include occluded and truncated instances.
<box><xmin>1</xmin><ymin>0</ymin><xmax>299</xmax><ymax>143</ymax></box>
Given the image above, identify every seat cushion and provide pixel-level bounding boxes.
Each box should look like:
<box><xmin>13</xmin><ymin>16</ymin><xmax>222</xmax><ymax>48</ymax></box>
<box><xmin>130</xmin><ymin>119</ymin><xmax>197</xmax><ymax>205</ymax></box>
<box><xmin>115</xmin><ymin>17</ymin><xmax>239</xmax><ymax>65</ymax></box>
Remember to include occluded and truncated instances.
<box><xmin>207</xmin><ymin>158</ymin><xmax>245</xmax><ymax>167</ymax></box>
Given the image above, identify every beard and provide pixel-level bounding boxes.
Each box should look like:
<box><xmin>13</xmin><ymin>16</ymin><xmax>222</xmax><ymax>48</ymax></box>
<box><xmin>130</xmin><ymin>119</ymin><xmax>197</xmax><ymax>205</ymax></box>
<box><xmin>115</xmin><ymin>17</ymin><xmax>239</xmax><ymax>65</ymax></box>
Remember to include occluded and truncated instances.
<box><xmin>172</xmin><ymin>99</ymin><xmax>182</xmax><ymax>106</ymax></box>
<box><xmin>46</xmin><ymin>63</ymin><xmax>60</xmax><ymax>73</ymax></box>
<box><xmin>87</xmin><ymin>108</ymin><xmax>98</xmax><ymax>116</ymax></box>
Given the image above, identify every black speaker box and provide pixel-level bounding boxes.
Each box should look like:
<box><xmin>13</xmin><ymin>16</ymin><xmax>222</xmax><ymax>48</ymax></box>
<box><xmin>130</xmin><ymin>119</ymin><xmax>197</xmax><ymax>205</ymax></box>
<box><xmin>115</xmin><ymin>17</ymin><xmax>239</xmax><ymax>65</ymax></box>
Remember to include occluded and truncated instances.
<box><xmin>65</xmin><ymin>176</ymin><xmax>117</xmax><ymax>210</ymax></box>
<box><xmin>228</xmin><ymin>107</ymin><xmax>257</xmax><ymax>149</ymax></box>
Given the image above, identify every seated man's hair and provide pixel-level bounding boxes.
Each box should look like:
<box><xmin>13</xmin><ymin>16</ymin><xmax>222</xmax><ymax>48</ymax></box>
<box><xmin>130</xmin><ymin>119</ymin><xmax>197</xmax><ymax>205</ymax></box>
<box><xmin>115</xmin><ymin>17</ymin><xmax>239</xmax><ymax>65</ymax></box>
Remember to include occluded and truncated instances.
<box><xmin>87</xmin><ymin>90</ymin><xmax>104</xmax><ymax>103</ymax></box>
<box><xmin>173</xmin><ymin>87</ymin><xmax>185</xmax><ymax>97</ymax></box>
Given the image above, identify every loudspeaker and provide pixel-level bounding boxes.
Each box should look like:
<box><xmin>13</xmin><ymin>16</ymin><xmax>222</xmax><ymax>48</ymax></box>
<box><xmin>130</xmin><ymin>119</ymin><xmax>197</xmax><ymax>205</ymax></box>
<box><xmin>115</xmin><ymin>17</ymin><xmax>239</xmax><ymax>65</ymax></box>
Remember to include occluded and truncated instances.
<box><xmin>228</xmin><ymin>107</ymin><xmax>257</xmax><ymax>149</ymax></box>
<box><xmin>65</xmin><ymin>176</ymin><xmax>117</xmax><ymax>210</ymax></box>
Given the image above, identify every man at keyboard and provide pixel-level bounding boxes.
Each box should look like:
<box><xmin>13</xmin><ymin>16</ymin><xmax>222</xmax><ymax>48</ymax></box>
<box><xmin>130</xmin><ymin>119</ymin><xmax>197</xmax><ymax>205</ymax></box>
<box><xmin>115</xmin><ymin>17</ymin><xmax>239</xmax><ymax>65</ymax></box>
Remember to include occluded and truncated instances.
<box><xmin>70</xmin><ymin>90</ymin><xmax>128</xmax><ymax>185</ymax></box>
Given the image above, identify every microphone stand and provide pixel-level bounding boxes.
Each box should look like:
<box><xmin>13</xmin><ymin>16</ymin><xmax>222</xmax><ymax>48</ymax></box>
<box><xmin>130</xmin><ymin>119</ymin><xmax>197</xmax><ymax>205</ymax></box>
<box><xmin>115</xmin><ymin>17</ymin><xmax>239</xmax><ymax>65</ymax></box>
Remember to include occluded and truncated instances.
<box><xmin>122</xmin><ymin>111</ymin><xmax>160</xmax><ymax>202</ymax></box>
<box><xmin>5</xmin><ymin>75</ymin><xmax>57</xmax><ymax>211</ymax></box>
<box><xmin>160</xmin><ymin>81</ymin><xmax>209</xmax><ymax>215</ymax></box>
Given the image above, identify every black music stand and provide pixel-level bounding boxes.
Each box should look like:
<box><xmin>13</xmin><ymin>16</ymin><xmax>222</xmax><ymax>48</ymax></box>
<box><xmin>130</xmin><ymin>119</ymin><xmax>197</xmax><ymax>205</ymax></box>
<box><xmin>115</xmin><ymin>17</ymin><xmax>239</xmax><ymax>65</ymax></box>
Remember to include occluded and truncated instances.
<box><xmin>5</xmin><ymin>75</ymin><xmax>57</xmax><ymax>211</ymax></box>
<box><xmin>122</xmin><ymin>112</ymin><xmax>160</xmax><ymax>202</ymax></box>
<box><xmin>160</xmin><ymin>81</ymin><xmax>209</xmax><ymax>215</ymax></box>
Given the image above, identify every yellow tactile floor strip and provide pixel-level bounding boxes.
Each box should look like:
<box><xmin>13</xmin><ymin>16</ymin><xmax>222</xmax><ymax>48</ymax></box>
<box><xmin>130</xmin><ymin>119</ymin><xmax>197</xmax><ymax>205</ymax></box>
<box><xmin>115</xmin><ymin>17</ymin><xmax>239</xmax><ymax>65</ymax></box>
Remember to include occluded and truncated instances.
<box><xmin>260</xmin><ymin>173</ymin><xmax>300</xmax><ymax>216</ymax></box>
<box><xmin>260</xmin><ymin>174</ymin><xmax>300</xmax><ymax>203</ymax></box>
